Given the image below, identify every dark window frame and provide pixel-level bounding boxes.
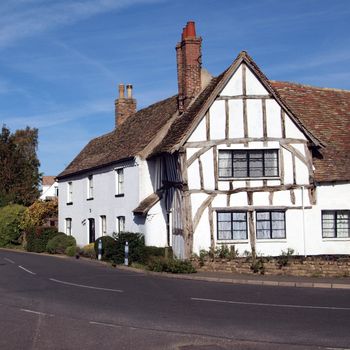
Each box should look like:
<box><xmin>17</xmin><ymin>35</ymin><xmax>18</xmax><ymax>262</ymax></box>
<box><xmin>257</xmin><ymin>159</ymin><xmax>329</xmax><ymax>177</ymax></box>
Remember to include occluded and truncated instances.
<box><xmin>217</xmin><ymin>211</ymin><xmax>248</xmax><ymax>241</ymax></box>
<box><xmin>322</xmin><ymin>210</ymin><xmax>350</xmax><ymax>238</ymax></box>
<box><xmin>218</xmin><ymin>149</ymin><xmax>279</xmax><ymax>179</ymax></box>
<box><xmin>256</xmin><ymin>210</ymin><xmax>286</xmax><ymax>240</ymax></box>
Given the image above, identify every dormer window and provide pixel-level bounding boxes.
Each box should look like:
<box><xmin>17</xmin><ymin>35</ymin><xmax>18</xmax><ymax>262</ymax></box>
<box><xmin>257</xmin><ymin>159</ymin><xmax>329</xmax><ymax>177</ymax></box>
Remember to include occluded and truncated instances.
<box><xmin>218</xmin><ymin>149</ymin><xmax>279</xmax><ymax>179</ymax></box>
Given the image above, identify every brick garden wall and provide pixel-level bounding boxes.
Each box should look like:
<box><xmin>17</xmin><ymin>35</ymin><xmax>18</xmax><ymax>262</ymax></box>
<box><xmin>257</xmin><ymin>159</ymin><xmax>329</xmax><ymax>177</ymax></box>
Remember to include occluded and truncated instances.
<box><xmin>192</xmin><ymin>256</ymin><xmax>350</xmax><ymax>278</ymax></box>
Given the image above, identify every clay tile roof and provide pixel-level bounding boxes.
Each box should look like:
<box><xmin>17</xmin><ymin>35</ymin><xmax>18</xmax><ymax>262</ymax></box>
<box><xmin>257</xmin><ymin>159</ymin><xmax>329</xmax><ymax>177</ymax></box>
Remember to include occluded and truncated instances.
<box><xmin>57</xmin><ymin>95</ymin><xmax>178</xmax><ymax>179</ymax></box>
<box><xmin>270</xmin><ymin>81</ymin><xmax>350</xmax><ymax>182</ymax></box>
<box><xmin>42</xmin><ymin>176</ymin><xmax>56</xmax><ymax>186</ymax></box>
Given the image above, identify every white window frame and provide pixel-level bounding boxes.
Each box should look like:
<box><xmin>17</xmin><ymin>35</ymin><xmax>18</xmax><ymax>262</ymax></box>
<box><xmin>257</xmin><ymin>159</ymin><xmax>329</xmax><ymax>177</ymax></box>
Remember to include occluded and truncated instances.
<box><xmin>117</xmin><ymin>216</ymin><xmax>125</xmax><ymax>233</ymax></box>
<box><xmin>65</xmin><ymin>218</ymin><xmax>72</xmax><ymax>235</ymax></box>
<box><xmin>100</xmin><ymin>215</ymin><xmax>107</xmax><ymax>236</ymax></box>
<box><xmin>115</xmin><ymin>168</ymin><xmax>124</xmax><ymax>196</ymax></box>
<box><xmin>87</xmin><ymin>175</ymin><xmax>94</xmax><ymax>199</ymax></box>
<box><xmin>67</xmin><ymin>182</ymin><xmax>73</xmax><ymax>203</ymax></box>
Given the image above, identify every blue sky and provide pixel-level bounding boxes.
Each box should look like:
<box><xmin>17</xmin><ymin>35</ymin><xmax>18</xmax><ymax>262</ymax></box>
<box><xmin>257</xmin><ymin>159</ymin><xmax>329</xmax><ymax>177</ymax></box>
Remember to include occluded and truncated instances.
<box><xmin>1</xmin><ymin>0</ymin><xmax>349</xmax><ymax>176</ymax></box>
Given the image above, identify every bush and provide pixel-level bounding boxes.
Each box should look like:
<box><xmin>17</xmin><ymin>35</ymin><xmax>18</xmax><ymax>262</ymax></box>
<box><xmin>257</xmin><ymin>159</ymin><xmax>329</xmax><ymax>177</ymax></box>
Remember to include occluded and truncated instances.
<box><xmin>94</xmin><ymin>236</ymin><xmax>117</xmax><ymax>261</ymax></box>
<box><xmin>147</xmin><ymin>257</ymin><xmax>196</xmax><ymax>274</ymax></box>
<box><xmin>26</xmin><ymin>226</ymin><xmax>61</xmax><ymax>253</ymax></box>
<box><xmin>46</xmin><ymin>233</ymin><xmax>76</xmax><ymax>254</ymax></box>
<box><xmin>0</xmin><ymin>204</ymin><xmax>26</xmax><ymax>247</ymax></box>
<box><xmin>81</xmin><ymin>243</ymin><xmax>96</xmax><ymax>259</ymax></box>
<box><xmin>65</xmin><ymin>245</ymin><xmax>78</xmax><ymax>257</ymax></box>
<box><xmin>112</xmin><ymin>232</ymin><xmax>145</xmax><ymax>264</ymax></box>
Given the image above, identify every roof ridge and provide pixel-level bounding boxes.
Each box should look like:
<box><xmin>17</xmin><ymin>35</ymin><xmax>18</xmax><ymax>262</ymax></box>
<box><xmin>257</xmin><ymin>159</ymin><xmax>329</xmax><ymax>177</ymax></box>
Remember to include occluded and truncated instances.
<box><xmin>271</xmin><ymin>80</ymin><xmax>350</xmax><ymax>93</ymax></box>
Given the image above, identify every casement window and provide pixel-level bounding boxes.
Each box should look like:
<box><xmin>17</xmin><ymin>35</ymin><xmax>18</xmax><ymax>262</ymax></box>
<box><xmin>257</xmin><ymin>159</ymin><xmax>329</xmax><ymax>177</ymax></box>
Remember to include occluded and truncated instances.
<box><xmin>218</xmin><ymin>149</ymin><xmax>279</xmax><ymax>178</ymax></box>
<box><xmin>67</xmin><ymin>182</ymin><xmax>73</xmax><ymax>204</ymax></box>
<box><xmin>100</xmin><ymin>215</ymin><xmax>107</xmax><ymax>236</ymax></box>
<box><xmin>322</xmin><ymin>210</ymin><xmax>350</xmax><ymax>238</ymax></box>
<box><xmin>256</xmin><ymin>211</ymin><xmax>286</xmax><ymax>239</ymax></box>
<box><xmin>115</xmin><ymin>168</ymin><xmax>124</xmax><ymax>196</ymax></box>
<box><xmin>217</xmin><ymin>212</ymin><xmax>247</xmax><ymax>240</ymax></box>
<box><xmin>117</xmin><ymin>216</ymin><xmax>125</xmax><ymax>233</ymax></box>
<box><xmin>65</xmin><ymin>218</ymin><xmax>72</xmax><ymax>235</ymax></box>
<box><xmin>87</xmin><ymin>175</ymin><xmax>94</xmax><ymax>199</ymax></box>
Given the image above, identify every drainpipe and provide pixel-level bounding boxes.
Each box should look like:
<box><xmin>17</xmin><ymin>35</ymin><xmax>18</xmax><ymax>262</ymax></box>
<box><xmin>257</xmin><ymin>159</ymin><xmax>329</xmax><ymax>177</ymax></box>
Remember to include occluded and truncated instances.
<box><xmin>301</xmin><ymin>186</ymin><xmax>306</xmax><ymax>257</ymax></box>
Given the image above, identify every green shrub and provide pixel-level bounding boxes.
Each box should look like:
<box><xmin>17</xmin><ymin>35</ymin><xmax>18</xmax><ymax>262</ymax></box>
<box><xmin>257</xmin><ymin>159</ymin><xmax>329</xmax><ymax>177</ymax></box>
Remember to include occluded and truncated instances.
<box><xmin>65</xmin><ymin>245</ymin><xmax>78</xmax><ymax>257</ymax></box>
<box><xmin>0</xmin><ymin>204</ymin><xmax>26</xmax><ymax>247</ymax></box>
<box><xmin>46</xmin><ymin>234</ymin><xmax>76</xmax><ymax>254</ymax></box>
<box><xmin>111</xmin><ymin>232</ymin><xmax>145</xmax><ymax>264</ymax></box>
<box><xmin>81</xmin><ymin>243</ymin><xmax>96</xmax><ymax>259</ymax></box>
<box><xmin>94</xmin><ymin>236</ymin><xmax>117</xmax><ymax>261</ymax></box>
<box><xmin>147</xmin><ymin>257</ymin><xmax>196</xmax><ymax>274</ymax></box>
<box><xmin>277</xmin><ymin>248</ymin><xmax>295</xmax><ymax>268</ymax></box>
<box><xmin>26</xmin><ymin>226</ymin><xmax>61</xmax><ymax>253</ymax></box>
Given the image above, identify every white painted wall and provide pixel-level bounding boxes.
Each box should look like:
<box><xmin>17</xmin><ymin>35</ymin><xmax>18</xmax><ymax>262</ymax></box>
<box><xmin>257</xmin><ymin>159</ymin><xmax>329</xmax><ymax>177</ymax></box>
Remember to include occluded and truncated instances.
<box><xmin>59</xmin><ymin>161</ymin><xmax>141</xmax><ymax>246</ymax></box>
<box><xmin>40</xmin><ymin>182</ymin><xmax>58</xmax><ymax>200</ymax></box>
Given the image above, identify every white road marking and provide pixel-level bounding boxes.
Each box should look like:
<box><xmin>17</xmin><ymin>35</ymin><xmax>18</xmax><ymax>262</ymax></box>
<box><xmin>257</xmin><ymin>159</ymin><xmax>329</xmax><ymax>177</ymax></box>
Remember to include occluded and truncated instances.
<box><xmin>18</xmin><ymin>265</ymin><xmax>36</xmax><ymax>275</ymax></box>
<box><xmin>89</xmin><ymin>321</ymin><xmax>122</xmax><ymax>328</ymax></box>
<box><xmin>20</xmin><ymin>308</ymin><xmax>54</xmax><ymax>317</ymax></box>
<box><xmin>4</xmin><ymin>257</ymin><xmax>15</xmax><ymax>264</ymax></box>
<box><xmin>49</xmin><ymin>278</ymin><xmax>123</xmax><ymax>293</ymax></box>
<box><xmin>191</xmin><ymin>297</ymin><xmax>350</xmax><ymax>311</ymax></box>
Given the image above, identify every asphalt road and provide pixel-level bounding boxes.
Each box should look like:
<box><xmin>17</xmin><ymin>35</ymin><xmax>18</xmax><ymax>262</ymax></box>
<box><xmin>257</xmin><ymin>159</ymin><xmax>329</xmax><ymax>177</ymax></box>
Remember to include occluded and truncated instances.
<box><xmin>1</xmin><ymin>249</ymin><xmax>350</xmax><ymax>350</ymax></box>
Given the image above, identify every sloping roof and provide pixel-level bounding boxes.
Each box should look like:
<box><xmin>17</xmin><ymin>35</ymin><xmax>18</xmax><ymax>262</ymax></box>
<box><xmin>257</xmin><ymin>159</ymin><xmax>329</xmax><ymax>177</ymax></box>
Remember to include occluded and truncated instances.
<box><xmin>133</xmin><ymin>191</ymin><xmax>162</xmax><ymax>216</ymax></box>
<box><xmin>270</xmin><ymin>81</ymin><xmax>350</xmax><ymax>182</ymax></box>
<box><xmin>57</xmin><ymin>51</ymin><xmax>350</xmax><ymax>183</ymax></box>
<box><xmin>42</xmin><ymin>176</ymin><xmax>56</xmax><ymax>186</ymax></box>
<box><xmin>57</xmin><ymin>95</ymin><xmax>178</xmax><ymax>179</ymax></box>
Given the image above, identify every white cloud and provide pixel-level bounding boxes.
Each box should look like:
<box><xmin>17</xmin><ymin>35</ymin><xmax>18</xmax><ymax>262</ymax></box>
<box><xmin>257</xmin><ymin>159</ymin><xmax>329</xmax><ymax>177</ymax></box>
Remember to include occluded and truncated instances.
<box><xmin>0</xmin><ymin>0</ymin><xmax>161</xmax><ymax>48</ymax></box>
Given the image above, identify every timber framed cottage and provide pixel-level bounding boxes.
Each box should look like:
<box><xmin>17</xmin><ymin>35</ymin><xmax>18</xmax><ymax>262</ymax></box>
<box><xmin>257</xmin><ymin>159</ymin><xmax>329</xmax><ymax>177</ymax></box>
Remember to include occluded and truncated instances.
<box><xmin>57</xmin><ymin>22</ymin><xmax>350</xmax><ymax>259</ymax></box>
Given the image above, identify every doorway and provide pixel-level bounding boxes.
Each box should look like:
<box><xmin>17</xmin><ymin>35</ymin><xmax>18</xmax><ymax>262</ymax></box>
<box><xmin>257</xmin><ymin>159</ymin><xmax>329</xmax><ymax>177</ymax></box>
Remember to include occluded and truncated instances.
<box><xmin>88</xmin><ymin>218</ymin><xmax>95</xmax><ymax>243</ymax></box>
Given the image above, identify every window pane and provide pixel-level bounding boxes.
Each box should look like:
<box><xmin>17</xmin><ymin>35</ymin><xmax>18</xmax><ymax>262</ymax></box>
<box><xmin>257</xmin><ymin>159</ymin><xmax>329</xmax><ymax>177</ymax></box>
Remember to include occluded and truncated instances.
<box><xmin>322</xmin><ymin>212</ymin><xmax>335</xmax><ymax>238</ymax></box>
<box><xmin>337</xmin><ymin>212</ymin><xmax>349</xmax><ymax>238</ymax></box>
<box><xmin>257</xmin><ymin>212</ymin><xmax>269</xmax><ymax>220</ymax></box>
<box><xmin>233</xmin><ymin>152</ymin><xmax>247</xmax><ymax>177</ymax></box>
<box><xmin>218</xmin><ymin>152</ymin><xmax>232</xmax><ymax>177</ymax></box>
<box><xmin>249</xmin><ymin>152</ymin><xmax>263</xmax><ymax>177</ymax></box>
<box><xmin>264</xmin><ymin>150</ymin><xmax>278</xmax><ymax>176</ymax></box>
<box><xmin>218</xmin><ymin>212</ymin><xmax>231</xmax><ymax>221</ymax></box>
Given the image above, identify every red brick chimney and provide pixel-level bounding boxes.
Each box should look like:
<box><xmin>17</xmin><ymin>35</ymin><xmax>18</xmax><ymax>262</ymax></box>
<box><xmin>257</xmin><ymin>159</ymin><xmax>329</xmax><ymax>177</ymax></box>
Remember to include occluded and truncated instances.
<box><xmin>115</xmin><ymin>83</ymin><xmax>137</xmax><ymax>128</ymax></box>
<box><xmin>176</xmin><ymin>21</ymin><xmax>202</xmax><ymax>112</ymax></box>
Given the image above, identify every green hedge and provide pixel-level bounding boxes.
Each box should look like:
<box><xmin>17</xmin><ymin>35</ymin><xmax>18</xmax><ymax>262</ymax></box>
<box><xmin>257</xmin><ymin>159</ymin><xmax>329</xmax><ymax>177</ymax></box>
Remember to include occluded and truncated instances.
<box><xmin>26</xmin><ymin>227</ymin><xmax>61</xmax><ymax>253</ymax></box>
<box><xmin>46</xmin><ymin>234</ymin><xmax>76</xmax><ymax>254</ymax></box>
<box><xmin>112</xmin><ymin>232</ymin><xmax>145</xmax><ymax>264</ymax></box>
<box><xmin>147</xmin><ymin>257</ymin><xmax>196</xmax><ymax>274</ymax></box>
<box><xmin>94</xmin><ymin>236</ymin><xmax>117</xmax><ymax>261</ymax></box>
<box><xmin>0</xmin><ymin>204</ymin><xmax>26</xmax><ymax>247</ymax></box>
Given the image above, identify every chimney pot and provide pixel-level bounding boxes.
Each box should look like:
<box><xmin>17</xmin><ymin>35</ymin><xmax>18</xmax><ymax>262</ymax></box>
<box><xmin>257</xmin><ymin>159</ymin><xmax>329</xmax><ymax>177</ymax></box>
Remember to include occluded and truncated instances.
<box><xmin>126</xmin><ymin>84</ymin><xmax>133</xmax><ymax>98</ymax></box>
<box><xmin>186</xmin><ymin>21</ymin><xmax>196</xmax><ymax>38</ymax></box>
<box><xmin>118</xmin><ymin>84</ymin><xmax>125</xmax><ymax>98</ymax></box>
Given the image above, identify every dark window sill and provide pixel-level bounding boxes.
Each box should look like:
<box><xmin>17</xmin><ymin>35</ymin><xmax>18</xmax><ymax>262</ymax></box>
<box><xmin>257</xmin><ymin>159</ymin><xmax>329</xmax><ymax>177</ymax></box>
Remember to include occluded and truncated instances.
<box><xmin>87</xmin><ymin>197</ymin><xmax>94</xmax><ymax>201</ymax></box>
<box><xmin>115</xmin><ymin>194</ymin><xmax>125</xmax><ymax>198</ymax></box>
<box><xmin>66</xmin><ymin>202</ymin><xmax>73</xmax><ymax>206</ymax></box>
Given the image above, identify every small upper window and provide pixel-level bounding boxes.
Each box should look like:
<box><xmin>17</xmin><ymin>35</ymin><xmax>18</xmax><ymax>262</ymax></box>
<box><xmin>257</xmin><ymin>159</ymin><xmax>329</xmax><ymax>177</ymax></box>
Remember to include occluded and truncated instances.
<box><xmin>67</xmin><ymin>182</ymin><xmax>73</xmax><ymax>203</ymax></box>
<box><xmin>87</xmin><ymin>175</ymin><xmax>94</xmax><ymax>199</ymax></box>
<box><xmin>218</xmin><ymin>149</ymin><xmax>279</xmax><ymax>179</ymax></box>
<box><xmin>115</xmin><ymin>168</ymin><xmax>124</xmax><ymax>196</ymax></box>
<box><xmin>256</xmin><ymin>211</ymin><xmax>285</xmax><ymax>239</ymax></box>
<box><xmin>322</xmin><ymin>210</ymin><xmax>350</xmax><ymax>238</ymax></box>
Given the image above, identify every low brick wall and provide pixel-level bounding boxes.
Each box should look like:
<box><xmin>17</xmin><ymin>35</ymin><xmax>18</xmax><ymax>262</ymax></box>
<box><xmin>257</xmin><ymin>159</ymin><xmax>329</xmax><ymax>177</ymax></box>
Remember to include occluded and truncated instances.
<box><xmin>192</xmin><ymin>256</ymin><xmax>350</xmax><ymax>278</ymax></box>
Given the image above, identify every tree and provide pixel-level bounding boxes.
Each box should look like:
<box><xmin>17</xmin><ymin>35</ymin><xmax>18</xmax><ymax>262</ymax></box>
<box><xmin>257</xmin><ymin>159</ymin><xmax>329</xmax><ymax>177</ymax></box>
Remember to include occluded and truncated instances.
<box><xmin>0</xmin><ymin>125</ymin><xmax>41</xmax><ymax>206</ymax></box>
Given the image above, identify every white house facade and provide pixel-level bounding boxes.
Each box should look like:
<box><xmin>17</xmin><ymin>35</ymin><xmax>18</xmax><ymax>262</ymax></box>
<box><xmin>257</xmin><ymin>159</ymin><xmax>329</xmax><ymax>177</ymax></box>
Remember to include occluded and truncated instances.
<box><xmin>57</xmin><ymin>21</ymin><xmax>350</xmax><ymax>258</ymax></box>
